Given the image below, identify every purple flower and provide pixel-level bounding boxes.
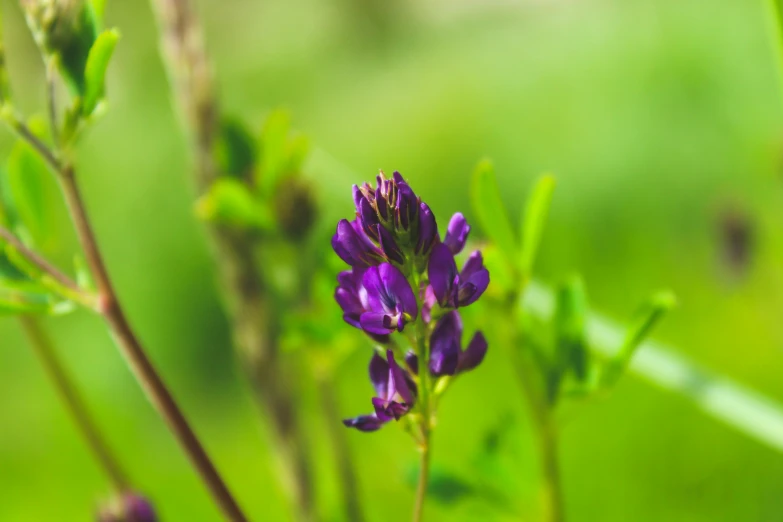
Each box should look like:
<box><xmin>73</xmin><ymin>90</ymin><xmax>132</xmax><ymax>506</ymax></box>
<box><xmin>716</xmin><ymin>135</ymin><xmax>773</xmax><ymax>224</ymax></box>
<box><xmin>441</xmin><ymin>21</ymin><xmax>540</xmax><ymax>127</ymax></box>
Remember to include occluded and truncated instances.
<box><xmin>331</xmin><ymin>218</ymin><xmax>382</xmax><ymax>268</ymax></box>
<box><xmin>335</xmin><ymin>269</ymin><xmax>390</xmax><ymax>343</ymax></box>
<box><xmin>428</xmin><ymin>243</ymin><xmax>490</xmax><ymax>309</ymax></box>
<box><xmin>415</xmin><ymin>202</ymin><xmax>439</xmax><ymax>256</ymax></box>
<box><xmin>406</xmin><ymin>311</ymin><xmax>488</xmax><ymax>377</ymax></box>
<box><xmin>98</xmin><ymin>492</ymin><xmax>157</xmax><ymax>522</ymax></box>
<box><xmin>359</xmin><ymin>263</ymin><xmax>418</xmax><ymax>335</ymax></box>
<box><xmin>344</xmin><ymin>350</ymin><xmax>416</xmax><ymax>431</ymax></box>
<box><xmin>443</xmin><ymin>213</ymin><xmax>471</xmax><ymax>255</ymax></box>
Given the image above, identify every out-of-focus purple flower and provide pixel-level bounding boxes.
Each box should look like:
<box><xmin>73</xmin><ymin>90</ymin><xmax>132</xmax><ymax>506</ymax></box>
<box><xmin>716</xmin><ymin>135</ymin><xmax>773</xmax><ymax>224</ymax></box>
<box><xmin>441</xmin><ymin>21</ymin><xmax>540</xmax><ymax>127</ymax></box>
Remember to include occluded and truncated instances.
<box><xmin>344</xmin><ymin>350</ymin><xmax>416</xmax><ymax>431</ymax></box>
<box><xmin>428</xmin><ymin>243</ymin><xmax>490</xmax><ymax>309</ymax></box>
<box><xmin>430</xmin><ymin>311</ymin><xmax>488</xmax><ymax>377</ymax></box>
<box><xmin>359</xmin><ymin>263</ymin><xmax>418</xmax><ymax>335</ymax></box>
<box><xmin>443</xmin><ymin>213</ymin><xmax>471</xmax><ymax>255</ymax></box>
<box><xmin>97</xmin><ymin>492</ymin><xmax>157</xmax><ymax>522</ymax></box>
<box><xmin>404</xmin><ymin>311</ymin><xmax>488</xmax><ymax>378</ymax></box>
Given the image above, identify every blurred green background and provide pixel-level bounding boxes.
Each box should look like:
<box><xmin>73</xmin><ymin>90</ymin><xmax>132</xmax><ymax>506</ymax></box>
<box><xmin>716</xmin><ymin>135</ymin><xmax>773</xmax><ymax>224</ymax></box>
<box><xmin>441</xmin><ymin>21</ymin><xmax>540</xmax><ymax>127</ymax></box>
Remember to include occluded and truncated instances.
<box><xmin>2</xmin><ymin>0</ymin><xmax>783</xmax><ymax>520</ymax></box>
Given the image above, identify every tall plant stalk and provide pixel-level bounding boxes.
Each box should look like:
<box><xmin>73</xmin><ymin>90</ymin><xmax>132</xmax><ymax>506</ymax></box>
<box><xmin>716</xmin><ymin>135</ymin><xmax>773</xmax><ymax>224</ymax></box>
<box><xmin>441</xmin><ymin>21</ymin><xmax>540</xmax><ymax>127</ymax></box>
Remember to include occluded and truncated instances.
<box><xmin>18</xmin><ymin>316</ymin><xmax>129</xmax><ymax>493</ymax></box>
<box><xmin>0</xmin><ymin>116</ymin><xmax>249</xmax><ymax>521</ymax></box>
<box><xmin>147</xmin><ymin>0</ymin><xmax>316</xmax><ymax>519</ymax></box>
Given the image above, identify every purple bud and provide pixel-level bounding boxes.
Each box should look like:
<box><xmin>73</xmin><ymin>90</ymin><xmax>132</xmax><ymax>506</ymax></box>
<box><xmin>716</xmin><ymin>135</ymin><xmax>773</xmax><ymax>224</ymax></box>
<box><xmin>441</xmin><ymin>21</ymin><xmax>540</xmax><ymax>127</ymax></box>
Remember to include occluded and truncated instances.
<box><xmin>97</xmin><ymin>493</ymin><xmax>157</xmax><ymax>522</ymax></box>
<box><xmin>444</xmin><ymin>213</ymin><xmax>471</xmax><ymax>255</ymax></box>
<box><xmin>429</xmin><ymin>312</ymin><xmax>462</xmax><ymax>376</ymax></box>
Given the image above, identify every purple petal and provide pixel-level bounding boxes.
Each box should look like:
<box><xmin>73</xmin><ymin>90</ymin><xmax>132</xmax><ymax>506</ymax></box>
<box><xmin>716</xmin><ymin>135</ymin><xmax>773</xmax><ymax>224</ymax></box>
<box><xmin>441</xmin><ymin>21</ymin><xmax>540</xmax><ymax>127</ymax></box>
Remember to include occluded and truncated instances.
<box><xmin>359</xmin><ymin>198</ymin><xmax>380</xmax><ymax>233</ymax></box>
<box><xmin>444</xmin><ymin>213</ymin><xmax>471</xmax><ymax>255</ymax></box>
<box><xmin>421</xmin><ymin>285</ymin><xmax>436</xmax><ymax>324</ymax></box>
<box><xmin>335</xmin><ymin>288</ymin><xmax>363</xmax><ymax>317</ymax></box>
<box><xmin>396</xmin><ymin>182</ymin><xmax>417</xmax><ymax>230</ymax></box>
<box><xmin>343</xmin><ymin>414</ymin><xmax>386</xmax><ymax>432</ymax></box>
<box><xmin>386</xmin><ymin>349</ymin><xmax>414</xmax><ymax>404</ymax></box>
<box><xmin>372</xmin><ymin>397</ymin><xmax>410</xmax><ymax>421</ymax></box>
<box><xmin>416</xmin><ymin>202</ymin><xmax>438</xmax><ymax>254</ymax></box>
<box><xmin>457</xmin><ymin>252</ymin><xmax>490</xmax><ymax>307</ymax></box>
<box><xmin>332</xmin><ymin>219</ymin><xmax>375</xmax><ymax>267</ymax></box>
<box><xmin>352</xmin><ymin>184</ymin><xmax>364</xmax><ymax>210</ymax></box>
<box><xmin>429</xmin><ymin>311</ymin><xmax>462</xmax><ymax>376</ymax></box>
<box><xmin>392</xmin><ymin>171</ymin><xmax>405</xmax><ymax>184</ymax></box>
<box><xmin>124</xmin><ymin>494</ymin><xmax>157</xmax><ymax>522</ymax></box>
<box><xmin>377</xmin><ymin>225</ymin><xmax>404</xmax><ymax>264</ymax></box>
<box><xmin>360</xmin><ymin>312</ymin><xmax>394</xmax><ymax>335</ymax></box>
<box><xmin>364</xmin><ymin>263</ymin><xmax>418</xmax><ymax>320</ymax></box>
<box><xmin>457</xmin><ymin>332</ymin><xmax>488</xmax><ymax>373</ymax></box>
<box><xmin>428</xmin><ymin>243</ymin><xmax>458</xmax><ymax>307</ymax></box>
<box><xmin>405</xmin><ymin>350</ymin><xmax>419</xmax><ymax>375</ymax></box>
<box><xmin>369</xmin><ymin>352</ymin><xmax>390</xmax><ymax>397</ymax></box>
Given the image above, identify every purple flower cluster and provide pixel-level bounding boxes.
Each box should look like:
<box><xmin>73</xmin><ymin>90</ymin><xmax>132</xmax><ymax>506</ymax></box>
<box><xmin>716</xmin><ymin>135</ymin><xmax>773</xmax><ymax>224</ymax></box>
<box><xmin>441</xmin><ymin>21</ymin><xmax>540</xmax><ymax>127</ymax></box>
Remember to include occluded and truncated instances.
<box><xmin>332</xmin><ymin>172</ymin><xmax>490</xmax><ymax>431</ymax></box>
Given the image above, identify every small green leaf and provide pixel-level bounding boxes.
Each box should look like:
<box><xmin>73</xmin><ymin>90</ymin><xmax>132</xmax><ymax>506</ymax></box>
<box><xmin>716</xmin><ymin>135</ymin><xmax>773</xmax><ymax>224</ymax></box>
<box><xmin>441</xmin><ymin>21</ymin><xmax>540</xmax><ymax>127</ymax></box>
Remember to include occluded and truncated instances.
<box><xmin>6</xmin><ymin>138</ymin><xmax>58</xmax><ymax>247</ymax></box>
<box><xmin>257</xmin><ymin>109</ymin><xmax>291</xmax><ymax>194</ymax></box>
<box><xmin>214</xmin><ymin>118</ymin><xmax>257</xmax><ymax>180</ymax></box>
<box><xmin>195</xmin><ymin>178</ymin><xmax>274</xmax><ymax>230</ymax></box>
<box><xmin>519</xmin><ymin>174</ymin><xmax>555</xmax><ymax>280</ymax></box>
<box><xmin>600</xmin><ymin>290</ymin><xmax>676</xmax><ymax>389</ymax></box>
<box><xmin>82</xmin><ymin>29</ymin><xmax>120</xmax><ymax>116</ymax></box>
<box><xmin>470</xmin><ymin>159</ymin><xmax>517</xmax><ymax>267</ymax></box>
<box><xmin>554</xmin><ymin>275</ymin><xmax>589</xmax><ymax>382</ymax></box>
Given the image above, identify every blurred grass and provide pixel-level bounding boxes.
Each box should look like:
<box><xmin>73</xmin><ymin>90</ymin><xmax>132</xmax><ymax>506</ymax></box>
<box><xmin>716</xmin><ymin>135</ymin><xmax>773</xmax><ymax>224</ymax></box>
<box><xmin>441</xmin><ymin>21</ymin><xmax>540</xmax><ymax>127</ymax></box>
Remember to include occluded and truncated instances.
<box><xmin>1</xmin><ymin>0</ymin><xmax>783</xmax><ymax>520</ymax></box>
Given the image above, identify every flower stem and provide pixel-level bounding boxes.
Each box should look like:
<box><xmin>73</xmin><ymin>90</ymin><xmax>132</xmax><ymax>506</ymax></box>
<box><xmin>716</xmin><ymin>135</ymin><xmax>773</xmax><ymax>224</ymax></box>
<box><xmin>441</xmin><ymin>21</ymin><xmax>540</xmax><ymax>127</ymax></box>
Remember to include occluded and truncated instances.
<box><xmin>55</xmin><ymin>165</ymin><xmax>249</xmax><ymax>522</ymax></box>
<box><xmin>147</xmin><ymin>1</ymin><xmax>315</xmax><ymax>520</ymax></box>
<box><xmin>766</xmin><ymin>0</ymin><xmax>783</xmax><ymax>102</ymax></box>
<box><xmin>413</xmin><ymin>320</ymin><xmax>432</xmax><ymax>522</ymax></box>
<box><xmin>412</xmin><ymin>435</ymin><xmax>431</xmax><ymax>522</ymax></box>
<box><xmin>19</xmin><ymin>315</ymin><xmax>129</xmax><ymax>492</ymax></box>
<box><xmin>510</xmin><ymin>334</ymin><xmax>565</xmax><ymax>522</ymax></box>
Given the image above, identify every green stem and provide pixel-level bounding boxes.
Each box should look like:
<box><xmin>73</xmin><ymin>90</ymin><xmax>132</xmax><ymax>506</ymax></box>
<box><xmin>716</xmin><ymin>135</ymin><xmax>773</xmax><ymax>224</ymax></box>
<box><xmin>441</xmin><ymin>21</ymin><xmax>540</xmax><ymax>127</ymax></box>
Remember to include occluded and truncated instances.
<box><xmin>412</xmin><ymin>436</ymin><xmax>431</xmax><ymax>522</ymax></box>
<box><xmin>510</xmin><ymin>292</ymin><xmax>565</xmax><ymax>522</ymax></box>
<box><xmin>412</xmin><ymin>319</ymin><xmax>432</xmax><ymax>522</ymax></box>
<box><xmin>767</xmin><ymin>0</ymin><xmax>783</xmax><ymax>99</ymax></box>
<box><xmin>18</xmin><ymin>315</ymin><xmax>129</xmax><ymax>492</ymax></box>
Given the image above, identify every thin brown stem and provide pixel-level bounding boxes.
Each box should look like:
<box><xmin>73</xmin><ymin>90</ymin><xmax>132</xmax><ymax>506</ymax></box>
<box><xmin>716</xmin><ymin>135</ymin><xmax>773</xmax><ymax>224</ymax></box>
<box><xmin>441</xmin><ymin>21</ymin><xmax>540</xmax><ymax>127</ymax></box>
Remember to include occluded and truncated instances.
<box><xmin>19</xmin><ymin>315</ymin><xmax>130</xmax><ymax>491</ymax></box>
<box><xmin>0</xmin><ymin>109</ymin><xmax>61</xmax><ymax>170</ymax></box>
<box><xmin>148</xmin><ymin>1</ymin><xmax>316</xmax><ymax>520</ymax></box>
<box><xmin>55</xmin><ymin>166</ymin><xmax>249</xmax><ymax>522</ymax></box>
<box><xmin>0</xmin><ymin>225</ymin><xmax>82</xmax><ymax>293</ymax></box>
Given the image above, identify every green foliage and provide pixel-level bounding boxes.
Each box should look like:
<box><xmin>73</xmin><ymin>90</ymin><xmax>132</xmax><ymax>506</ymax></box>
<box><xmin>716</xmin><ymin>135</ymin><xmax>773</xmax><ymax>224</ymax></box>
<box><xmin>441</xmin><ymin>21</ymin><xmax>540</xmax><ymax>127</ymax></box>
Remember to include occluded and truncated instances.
<box><xmin>553</xmin><ymin>275</ymin><xmax>589</xmax><ymax>382</ymax></box>
<box><xmin>195</xmin><ymin>178</ymin><xmax>274</xmax><ymax>231</ymax></box>
<box><xmin>470</xmin><ymin>159</ymin><xmax>517</xmax><ymax>267</ymax></box>
<box><xmin>405</xmin><ymin>464</ymin><xmax>474</xmax><ymax>506</ymax></box>
<box><xmin>258</xmin><ymin>109</ymin><xmax>299</xmax><ymax>194</ymax></box>
<box><xmin>599</xmin><ymin>291</ymin><xmax>676</xmax><ymax>389</ymax></box>
<box><xmin>215</xmin><ymin>118</ymin><xmax>257</xmax><ymax>180</ymax></box>
<box><xmin>82</xmin><ymin>29</ymin><xmax>120</xmax><ymax>116</ymax></box>
<box><xmin>519</xmin><ymin>174</ymin><xmax>555</xmax><ymax>280</ymax></box>
<box><xmin>5</xmin><ymin>136</ymin><xmax>58</xmax><ymax>247</ymax></box>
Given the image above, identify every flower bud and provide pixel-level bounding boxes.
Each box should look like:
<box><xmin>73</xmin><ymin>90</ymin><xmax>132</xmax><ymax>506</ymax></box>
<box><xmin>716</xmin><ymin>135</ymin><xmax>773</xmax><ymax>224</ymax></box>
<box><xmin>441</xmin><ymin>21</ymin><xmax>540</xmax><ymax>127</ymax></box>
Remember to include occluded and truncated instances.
<box><xmin>97</xmin><ymin>492</ymin><xmax>157</xmax><ymax>522</ymax></box>
<box><xmin>21</xmin><ymin>0</ymin><xmax>98</xmax><ymax>95</ymax></box>
<box><xmin>273</xmin><ymin>176</ymin><xmax>317</xmax><ymax>241</ymax></box>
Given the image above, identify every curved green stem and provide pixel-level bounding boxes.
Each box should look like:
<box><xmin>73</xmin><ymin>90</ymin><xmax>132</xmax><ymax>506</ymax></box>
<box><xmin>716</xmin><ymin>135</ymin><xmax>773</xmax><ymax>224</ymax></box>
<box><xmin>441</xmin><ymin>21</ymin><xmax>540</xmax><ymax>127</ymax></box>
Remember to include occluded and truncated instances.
<box><xmin>19</xmin><ymin>316</ymin><xmax>129</xmax><ymax>492</ymax></box>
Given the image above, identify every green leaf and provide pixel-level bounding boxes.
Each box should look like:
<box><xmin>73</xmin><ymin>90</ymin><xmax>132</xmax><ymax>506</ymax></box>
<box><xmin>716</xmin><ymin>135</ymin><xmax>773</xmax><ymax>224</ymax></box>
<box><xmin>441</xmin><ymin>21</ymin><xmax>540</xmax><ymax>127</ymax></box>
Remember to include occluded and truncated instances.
<box><xmin>519</xmin><ymin>174</ymin><xmax>555</xmax><ymax>280</ymax></box>
<box><xmin>0</xmin><ymin>282</ymin><xmax>72</xmax><ymax>316</ymax></box>
<box><xmin>600</xmin><ymin>290</ymin><xmax>676</xmax><ymax>389</ymax></box>
<box><xmin>91</xmin><ymin>0</ymin><xmax>107</xmax><ymax>22</ymax></box>
<box><xmin>470</xmin><ymin>159</ymin><xmax>517</xmax><ymax>267</ymax></box>
<box><xmin>82</xmin><ymin>29</ymin><xmax>120</xmax><ymax>116</ymax></box>
<box><xmin>257</xmin><ymin>109</ymin><xmax>291</xmax><ymax>194</ymax></box>
<box><xmin>6</xmin><ymin>138</ymin><xmax>57</xmax><ymax>247</ymax></box>
<box><xmin>214</xmin><ymin>118</ymin><xmax>257</xmax><ymax>180</ymax></box>
<box><xmin>195</xmin><ymin>178</ymin><xmax>274</xmax><ymax>230</ymax></box>
<box><xmin>405</xmin><ymin>464</ymin><xmax>474</xmax><ymax>506</ymax></box>
<box><xmin>554</xmin><ymin>275</ymin><xmax>589</xmax><ymax>382</ymax></box>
